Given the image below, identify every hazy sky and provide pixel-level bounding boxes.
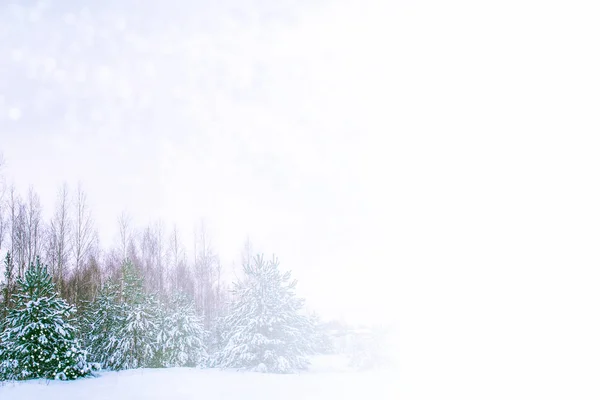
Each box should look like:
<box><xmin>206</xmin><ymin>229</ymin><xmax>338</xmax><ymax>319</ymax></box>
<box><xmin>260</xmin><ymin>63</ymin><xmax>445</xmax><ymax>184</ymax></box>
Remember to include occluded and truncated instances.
<box><xmin>1</xmin><ymin>3</ymin><xmax>600</xmax><ymax>386</ymax></box>
<box><xmin>0</xmin><ymin>0</ymin><xmax>402</xmax><ymax>323</ymax></box>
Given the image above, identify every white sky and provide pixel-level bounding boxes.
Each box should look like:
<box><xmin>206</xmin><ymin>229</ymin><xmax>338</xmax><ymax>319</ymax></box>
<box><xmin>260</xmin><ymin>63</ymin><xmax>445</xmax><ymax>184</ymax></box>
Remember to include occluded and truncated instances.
<box><xmin>0</xmin><ymin>0</ymin><xmax>403</xmax><ymax>323</ymax></box>
<box><xmin>2</xmin><ymin>1</ymin><xmax>600</xmax><ymax>392</ymax></box>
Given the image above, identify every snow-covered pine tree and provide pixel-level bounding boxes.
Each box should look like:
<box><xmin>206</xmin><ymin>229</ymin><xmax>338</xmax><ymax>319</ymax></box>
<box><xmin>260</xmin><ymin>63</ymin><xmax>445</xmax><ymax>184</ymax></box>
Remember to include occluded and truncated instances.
<box><xmin>0</xmin><ymin>258</ymin><xmax>92</xmax><ymax>380</ymax></box>
<box><xmin>0</xmin><ymin>254</ymin><xmax>12</xmax><ymax>377</ymax></box>
<box><xmin>104</xmin><ymin>261</ymin><xmax>157</xmax><ymax>370</ymax></box>
<box><xmin>207</xmin><ymin>290</ymin><xmax>232</xmax><ymax>360</ymax></box>
<box><xmin>153</xmin><ymin>292</ymin><xmax>207</xmax><ymax>367</ymax></box>
<box><xmin>150</xmin><ymin>298</ymin><xmax>170</xmax><ymax>368</ymax></box>
<box><xmin>215</xmin><ymin>254</ymin><xmax>312</xmax><ymax>373</ymax></box>
<box><xmin>208</xmin><ymin>313</ymin><xmax>229</xmax><ymax>362</ymax></box>
<box><xmin>83</xmin><ymin>278</ymin><xmax>121</xmax><ymax>367</ymax></box>
<box><xmin>1</xmin><ymin>252</ymin><xmax>15</xmax><ymax>320</ymax></box>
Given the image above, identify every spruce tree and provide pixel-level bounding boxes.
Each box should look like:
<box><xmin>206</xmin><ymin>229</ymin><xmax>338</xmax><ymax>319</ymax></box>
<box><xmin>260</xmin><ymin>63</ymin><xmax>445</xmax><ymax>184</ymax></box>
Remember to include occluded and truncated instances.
<box><xmin>83</xmin><ymin>278</ymin><xmax>121</xmax><ymax>367</ymax></box>
<box><xmin>151</xmin><ymin>300</ymin><xmax>170</xmax><ymax>368</ymax></box>
<box><xmin>0</xmin><ymin>258</ymin><xmax>92</xmax><ymax>380</ymax></box>
<box><xmin>1</xmin><ymin>252</ymin><xmax>15</xmax><ymax>320</ymax></box>
<box><xmin>103</xmin><ymin>261</ymin><xmax>157</xmax><ymax>370</ymax></box>
<box><xmin>154</xmin><ymin>292</ymin><xmax>207</xmax><ymax>367</ymax></box>
<box><xmin>168</xmin><ymin>292</ymin><xmax>207</xmax><ymax>367</ymax></box>
<box><xmin>209</xmin><ymin>313</ymin><xmax>229</xmax><ymax>360</ymax></box>
<box><xmin>215</xmin><ymin>255</ymin><xmax>312</xmax><ymax>373</ymax></box>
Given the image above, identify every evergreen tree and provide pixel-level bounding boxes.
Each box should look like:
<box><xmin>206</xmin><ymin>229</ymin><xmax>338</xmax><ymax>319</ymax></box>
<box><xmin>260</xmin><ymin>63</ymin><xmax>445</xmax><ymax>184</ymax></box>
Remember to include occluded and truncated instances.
<box><xmin>154</xmin><ymin>292</ymin><xmax>207</xmax><ymax>367</ymax></box>
<box><xmin>1</xmin><ymin>252</ymin><xmax>15</xmax><ymax>320</ymax></box>
<box><xmin>208</xmin><ymin>313</ymin><xmax>229</xmax><ymax>360</ymax></box>
<box><xmin>83</xmin><ymin>278</ymin><xmax>121</xmax><ymax>367</ymax></box>
<box><xmin>0</xmin><ymin>258</ymin><xmax>92</xmax><ymax>380</ymax></box>
<box><xmin>103</xmin><ymin>261</ymin><xmax>157</xmax><ymax>370</ymax></box>
<box><xmin>151</xmin><ymin>300</ymin><xmax>170</xmax><ymax>368</ymax></box>
<box><xmin>215</xmin><ymin>255</ymin><xmax>312</xmax><ymax>373</ymax></box>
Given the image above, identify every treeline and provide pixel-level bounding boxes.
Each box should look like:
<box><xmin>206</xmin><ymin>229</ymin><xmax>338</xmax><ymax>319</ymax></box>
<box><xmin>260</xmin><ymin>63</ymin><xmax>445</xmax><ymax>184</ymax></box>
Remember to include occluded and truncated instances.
<box><xmin>1</xmin><ymin>254</ymin><xmax>330</xmax><ymax>380</ymax></box>
<box><xmin>0</xmin><ymin>180</ymin><xmax>231</xmax><ymax>334</ymax></box>
<box><xmin>0</xmin><ymin>161</ymin><xmax>332</xmax><ymax>380</ymax></box>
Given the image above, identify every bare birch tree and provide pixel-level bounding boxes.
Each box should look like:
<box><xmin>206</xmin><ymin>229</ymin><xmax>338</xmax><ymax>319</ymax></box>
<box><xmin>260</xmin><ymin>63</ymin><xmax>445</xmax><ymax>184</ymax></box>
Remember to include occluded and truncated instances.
<box><xmin>24</xmin><ymin>187</ymin><xmax>43</xmax><ymax>267</ymax></box>
<box><xmin>71</xmin><ymin>183</ymin><xmax>95</xmax><ymax>303</ymax></box>
<box><xmin>155</xmin><ymin>219</ymin><xmax>165</xmax><ymax>296</ymax></box>
<box><xmin>0</xmin><ymin>154</ymin><xmax>6</xmax><ymax>252</ymax></box>
<box><xmin>118</xmin><ymin>210</ymin><xmax>132</xmax><ymax>262</ymax></box>
<box><xmin>193</xmin><ymin>222</ymin><xmax>220</xmax><ymax>329</ymax></box>
<box><xmin>73</xmin><ymin>184</ymin><xmax>94</xmax><ymax>271</ymax></box>
<box><xmin>168</xmin><ymin>224</ymin><xmax>185</xmax><ymax>293</ymax></box>
<box><xmin>139</xmin><ymin>222</ymin><xmax>162</xmax><ymax>293</ymax></box>
<box><xmin>46</xmin><ymin>183</ymin><xmax>71</xmax><ymax>295</ymax></box>
<box><xmin>8</xmin><ymin>185</ymin><xmax>27</xmax><ymax>276</ymax></box>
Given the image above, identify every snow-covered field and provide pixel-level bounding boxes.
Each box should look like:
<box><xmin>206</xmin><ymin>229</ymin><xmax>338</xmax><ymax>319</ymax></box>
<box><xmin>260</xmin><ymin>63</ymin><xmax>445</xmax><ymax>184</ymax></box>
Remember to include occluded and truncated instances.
<box><xmin>0</xmin><ymin>356</ymin><xmax>399</xmax><ymax>400</ymax></box>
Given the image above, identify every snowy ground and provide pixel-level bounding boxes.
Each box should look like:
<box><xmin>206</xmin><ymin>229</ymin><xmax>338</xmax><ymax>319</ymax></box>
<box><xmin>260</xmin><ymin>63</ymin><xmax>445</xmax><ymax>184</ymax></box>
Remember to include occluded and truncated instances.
<box><xmin>0</xmin><ymin>356</ymin><xmax>399</xmax><ymax>400</ymax></box>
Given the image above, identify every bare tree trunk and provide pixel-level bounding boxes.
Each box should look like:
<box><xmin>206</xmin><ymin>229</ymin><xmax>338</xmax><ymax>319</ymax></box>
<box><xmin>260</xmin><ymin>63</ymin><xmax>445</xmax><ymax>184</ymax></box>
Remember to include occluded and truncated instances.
<box><xmin>71</xmin><ymin>183</ymin><xmax>94</xmax><ymax>305</ymax></box>
<box><xmin>0</xmin><ymin>154</ymin><xmax>7</xmax><ymax>252</ymax></box>
<box><xmin>8</xmin><ymin>186</ymin><xmax>27</xmax><ymax>277</ymax></box>
<box><xmin>25</xmin><ymin>187</ymin><xmax>42</xmax><ymax>267</ymax></box>
<box><xmin>118</xmin><ymin>211</ymin><xmax>132</xmax><ymax>262</ymax></box>
<box><xmin>0</xmin><ymin>200</ymin><xmax>6</xmax><ymax>252</ymax></box>
<box><xmin>193</xmin><ymin>224</ymin><xmax>201</xmax><ymax>312</ymax></box>
<box><xmin>169</xmin><ymin>224</ymin><xmax>182</xmax><ymax>294</ymax></box>
<box><xmin>139</xmin><ymin>224</ymin><xmax>154</xmax><ymax>292</ymax></box>
<box><xmin>47</xmin><ymin>183</ymin><xmax>71</xmax><ymax>296</ymax></box>
<box><xmin>156</xmin><ymin>220</ymin><xmax>164</xmax><ymax>297</ymax></box>
<box><xmin>193</xmin><ymin>222</ymin><xmax>219</xmax><ymax>330</ymax></box>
